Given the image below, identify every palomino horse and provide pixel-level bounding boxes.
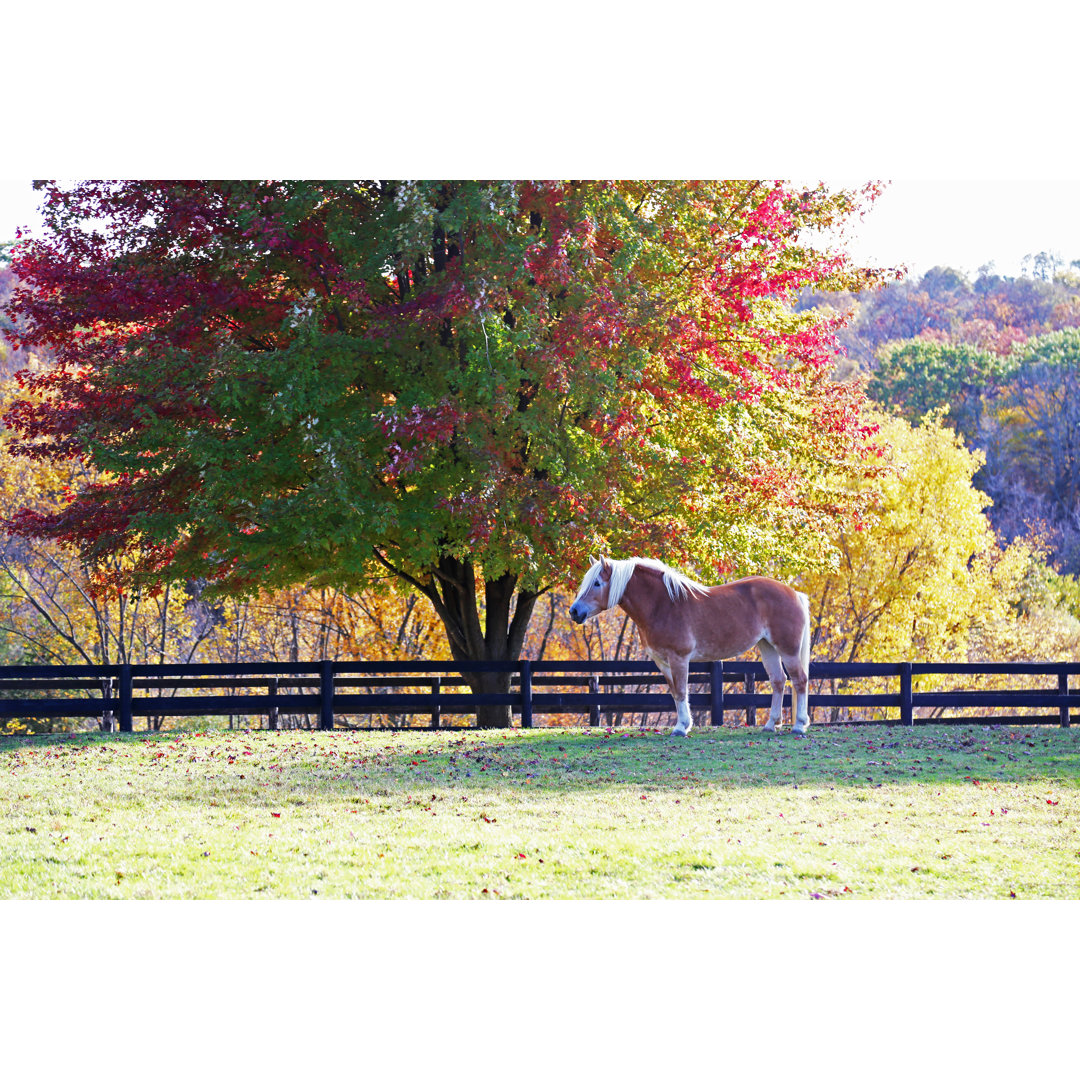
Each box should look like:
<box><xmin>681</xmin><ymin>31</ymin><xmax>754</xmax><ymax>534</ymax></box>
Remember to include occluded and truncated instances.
<box><xmin>570</xmin><ymin>556</ymin><xmax>812</xmax><ymax>736</ymax></box>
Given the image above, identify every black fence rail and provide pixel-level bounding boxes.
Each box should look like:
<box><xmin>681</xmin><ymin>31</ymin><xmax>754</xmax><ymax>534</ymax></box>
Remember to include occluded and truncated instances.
<box><xmin>1</xmin><ymin>659</ymin><xmax>1078</xmax><ymax>732</ymax></box>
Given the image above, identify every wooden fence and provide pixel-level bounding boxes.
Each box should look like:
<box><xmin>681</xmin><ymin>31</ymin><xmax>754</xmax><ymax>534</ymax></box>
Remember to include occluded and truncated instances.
<box><xmin>0</xmin><ymin>659</ymin><xmax>1078</xmax><ymax>732</ymax></box>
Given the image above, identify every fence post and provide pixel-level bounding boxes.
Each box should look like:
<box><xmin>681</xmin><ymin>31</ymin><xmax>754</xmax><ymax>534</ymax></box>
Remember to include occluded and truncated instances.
<box><xmin>589</xmin><ymin>674</ymin><xmax>600</xmax><ymax>727</ymax></box>
<box><xmin>744</xmin><ymin>672</ymin><xmax>756</xmax><ymax>727</ymax></box>
<box><xmin>520</xmin><ymin>662</ymin><xmax>533</xmax><ymax>729</ymax></box>
<box><xmin>430</xmin><ymin>676</ymin><xmax>442</xmax><ymax>730</ymax></box>
<box><xmin>118</xmin><ymin>664</ymin><xmax>133</xmax><ymax>733</ymax></box>
<box><xmin>900</xmin><ymin>662</ymin><xmax>913</xmax><ymax>726</ymax></box>
<box><xmin>710</xmin><ymin>661</ymin><xmax>724</xmax><ymax>726</ymax></box>
<box><xmin>100</xmin><ymin>676</ymin><xmax>115</xmax><ymax>733</ymax></box>
<box><xmin>319</xmin><ymin>660</ymin><xmax>335</xmax><ymax>731</ymax></box>
<box><xmin>268</xmin><ymin>677</ymin><xmax>279</xmax><ymax>731</ymax></box>
<box><xmin>1059</xmin><ymin>667</ymin><xmax>1071</xmax><ymax>729</ymax></box>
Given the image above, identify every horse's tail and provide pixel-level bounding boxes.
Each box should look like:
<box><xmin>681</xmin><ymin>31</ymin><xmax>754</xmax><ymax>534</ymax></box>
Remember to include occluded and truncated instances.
<box><xmin>797</xmin><ymin>591</ymin><xmax>811</xmax><ymax>673</ymax></box>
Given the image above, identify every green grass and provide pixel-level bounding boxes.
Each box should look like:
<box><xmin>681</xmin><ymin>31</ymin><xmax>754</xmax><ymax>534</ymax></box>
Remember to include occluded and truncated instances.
<box><xmin>3</xmin><ymin>723</ymin><xmax>1079</xmax><ymax>898</ymax></box>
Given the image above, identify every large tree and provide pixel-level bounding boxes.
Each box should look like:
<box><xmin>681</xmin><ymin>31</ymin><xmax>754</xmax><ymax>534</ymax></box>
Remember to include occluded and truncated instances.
<box><xmin>4</xmin><ymin>180</ymin><xmax>886</xmax><ymax>725</ymax></box>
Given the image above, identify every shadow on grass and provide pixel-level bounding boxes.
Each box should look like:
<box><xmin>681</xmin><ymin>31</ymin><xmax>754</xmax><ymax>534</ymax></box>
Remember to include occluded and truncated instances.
<box><xmin>412</xmin><ymin>725</ymin><xmax>1080</xmax><ymax>791</ymax></box>
<box><xmin>5</xmin><ymin>722</ymin><xmax>1080</xmax><ymax>795</ymax></box>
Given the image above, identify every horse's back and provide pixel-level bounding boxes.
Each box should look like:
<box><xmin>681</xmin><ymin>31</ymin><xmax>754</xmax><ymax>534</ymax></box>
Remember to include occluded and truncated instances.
<box><xmin>712</xmin><ymin>575</ymin><xmax>802</xmax><ymax>606</ymax></box>
<box><xmin>709</xmin><ymin>576</ymin><xmax>807</xmax><ymax>654</ymax></box>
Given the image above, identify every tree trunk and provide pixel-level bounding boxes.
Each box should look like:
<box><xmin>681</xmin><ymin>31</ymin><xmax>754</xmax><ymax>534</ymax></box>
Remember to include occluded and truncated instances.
<box><xmin>472</xmin><ymin>668</ymin><xmax>516</xmax><ymax>730</ymax></box>
<box><xmin>378</xmin><ymin>552</ymin><xmax>542</xmax><ymax>729</ymax></box>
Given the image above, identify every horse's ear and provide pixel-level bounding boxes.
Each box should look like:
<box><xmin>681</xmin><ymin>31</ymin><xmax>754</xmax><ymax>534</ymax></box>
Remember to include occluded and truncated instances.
<box><xmin>600</xmin><ymin>555</ymin><xmax>610</xmax><ymax>570</ymax></box>
<box><xmin>589</xmin><ymin>554</ymin><xmax>599</xmax><ymax>566</ymax></box>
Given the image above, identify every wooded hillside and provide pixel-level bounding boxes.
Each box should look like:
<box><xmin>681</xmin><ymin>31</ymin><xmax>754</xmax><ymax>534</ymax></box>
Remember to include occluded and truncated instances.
<box><xmin>800</xmin><ymin>258</ymin><xmax>1080</xmax><ymax>574</ymax></box>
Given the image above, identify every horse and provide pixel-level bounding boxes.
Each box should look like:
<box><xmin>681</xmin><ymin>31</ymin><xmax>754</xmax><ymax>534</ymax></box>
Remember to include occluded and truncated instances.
<box><xmin>569</xmin><ymin>555</ymin><xmax>812</xmax><ymax>736</ymax></box>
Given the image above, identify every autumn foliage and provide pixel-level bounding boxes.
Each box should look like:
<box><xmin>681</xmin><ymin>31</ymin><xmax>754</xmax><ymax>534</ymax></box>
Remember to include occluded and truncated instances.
<box><xmin>816</xmin><ymin>259</ymin><xmax>1080</xmax><ymax>579</ymax></box>
<box><xmin>791</xmin><ymin>258</ymin><xmax>1080</xmax><ymax>701</ymax></box>
<box><xmin>6</xmin><ymin>187</ymin><xmax>1080</xmax><ymax>730</ymax></box>
<box><xmin>3</xmin><ymin>181</ymin><xmax>894</xmax><ymax>723</ymax></box>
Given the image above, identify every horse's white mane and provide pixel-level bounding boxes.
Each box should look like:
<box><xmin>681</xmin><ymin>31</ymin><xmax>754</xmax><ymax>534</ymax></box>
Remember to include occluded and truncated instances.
<box><xmin>575</xmin><ymin>557</ymin><xmax>710</xmax><ymax>607</ymax></box>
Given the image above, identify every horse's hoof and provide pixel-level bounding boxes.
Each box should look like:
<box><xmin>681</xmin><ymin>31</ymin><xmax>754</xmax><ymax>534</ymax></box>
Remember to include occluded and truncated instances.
<box><xmin>671</xmin><ymin>728</ymin><xmax>689</xmax><ymax>737</ymax></box>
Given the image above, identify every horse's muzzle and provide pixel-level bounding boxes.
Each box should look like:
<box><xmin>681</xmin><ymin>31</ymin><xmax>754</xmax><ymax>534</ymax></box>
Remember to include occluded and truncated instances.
<box><xmin>569</xmin><ymin>603</ymin><xmax>588</xmax><ymax>624</ymax></box>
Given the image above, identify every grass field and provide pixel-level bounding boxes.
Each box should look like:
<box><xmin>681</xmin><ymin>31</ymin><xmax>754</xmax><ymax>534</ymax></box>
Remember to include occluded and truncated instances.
<box><xmin>3</xmin><ymin>722</ymin><xmax>1079</xmax><ymax>899</ymax></box>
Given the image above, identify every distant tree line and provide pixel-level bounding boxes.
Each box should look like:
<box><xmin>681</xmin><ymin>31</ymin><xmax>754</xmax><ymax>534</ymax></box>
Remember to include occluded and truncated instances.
<box><xmin>801</xmin><ymin>260</ymin><xmax>1080</xmax><ymax>577</ymax></box>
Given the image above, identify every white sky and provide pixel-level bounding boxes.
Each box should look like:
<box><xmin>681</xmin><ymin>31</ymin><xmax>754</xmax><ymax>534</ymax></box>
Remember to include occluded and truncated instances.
<box><xmin>3</xmin><ymin>8</ymin><xmax>1079</xmax><ymax>282</ymax></box>
<box><xmin>834</xmin><ymin>179</ymin><xmax>1080</xmax><ymax>280</ymax></box>
<box><xmin>4</xmin><ymin>177</ymin><xmax>1079</xmax><ymax>283</ymax></box>
<box><xmin>0</xmin><ymin>180</ymin><xmax>42</xmax><ymax>245</ymax></box>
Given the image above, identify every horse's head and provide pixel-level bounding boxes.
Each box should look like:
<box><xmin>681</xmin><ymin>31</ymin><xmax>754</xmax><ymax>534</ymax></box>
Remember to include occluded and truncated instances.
<box><xmin>569</xmin><ymin>555</ymin><xmax>613</xmax><ymax>624</ymax></box>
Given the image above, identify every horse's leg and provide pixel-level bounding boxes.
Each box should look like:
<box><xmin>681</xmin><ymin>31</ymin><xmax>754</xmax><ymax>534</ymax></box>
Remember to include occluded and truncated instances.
<box><xmin>666</xmin><ymin>654</ymin><xmax>693</xmax><ymax>737</ymax></box>
<box><xmin>792</xmin><ymin>601</ymin><xmax>812</xmax><ymax>735</ymax></box>
<box><xmin>646</xmin><ymin>650</ymin><xmax>691</xmax><ymax>736</ymax></box>
<box><xmin>757</xmin><ymin>641</ymin><xmax>788</xmax><ymax>734</ymax></box>
<box><xmin>783</xmin><ymin>650</ymin><xmax>811</xmax><ymax>736</ymax></box>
